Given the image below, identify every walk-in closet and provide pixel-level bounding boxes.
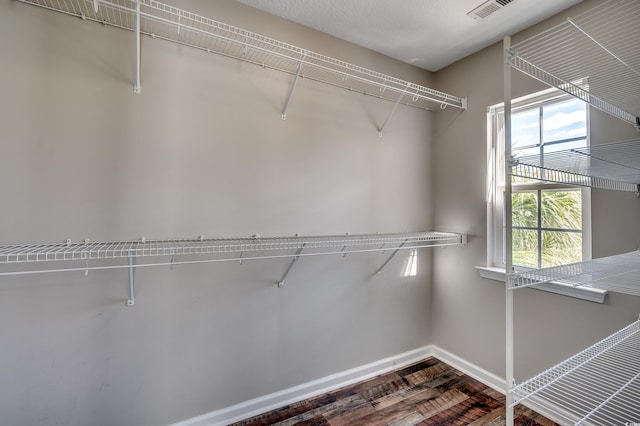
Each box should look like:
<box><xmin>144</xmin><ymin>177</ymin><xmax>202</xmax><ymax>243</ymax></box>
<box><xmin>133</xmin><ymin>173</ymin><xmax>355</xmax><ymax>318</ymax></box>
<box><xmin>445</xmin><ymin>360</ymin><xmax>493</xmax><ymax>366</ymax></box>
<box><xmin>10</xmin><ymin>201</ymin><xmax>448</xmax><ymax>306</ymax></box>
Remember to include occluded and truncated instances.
<box><xmin>1</xmin><ymin>0</ymin><xmax>638</xmax><ymax>425</ymax></box>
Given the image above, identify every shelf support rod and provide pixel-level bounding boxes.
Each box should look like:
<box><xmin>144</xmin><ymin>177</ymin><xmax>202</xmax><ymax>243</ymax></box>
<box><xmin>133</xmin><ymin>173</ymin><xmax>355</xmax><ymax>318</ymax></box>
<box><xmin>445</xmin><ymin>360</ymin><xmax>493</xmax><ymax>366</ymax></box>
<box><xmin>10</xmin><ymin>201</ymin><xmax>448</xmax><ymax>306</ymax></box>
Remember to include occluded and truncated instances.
<box><xmin>378</xmin><ymin>84</ymin><xmax>410</xmax><ymax>137</ymax></box>
<box><xmin>375</xmin><ymin>241</ymin><xmax>407</xmax><ymax>274</ymax></box>
<box><xmin>504</xmin><ymin>36</ymin><xmax>515</xmax><ymax>426</ymax></box>
<box><xmin>567</xmin><ymin>19</ymin><xmax>640</xmax><ymax>79</ymax></box>
<box><xmin>277</xmin><ymin>243</ymin><xmax>306</xmax><ymax>287</ymax></box>
<box><xmin>577</xmin><ymin>370</ymin><xmax>640</xmax><ymax>426</ymax></box>
<box><xmin>127</xmin><ymin>251</ymin><xmax>135</xmax><ymax>306</ymax></box>
<box><xmin>133</xmin><ymin>0</ymin><xmax>141</xmax><ymax>94</ymax></box>
<box><xmin>281</xmin><ymin>54</ymin><xmax>306</xmax><ymax>120</ymax></box>
<box><xmin>93</xmin><ymin>0</ymin><xmax>99</xmax><ymax>13</ymax></box>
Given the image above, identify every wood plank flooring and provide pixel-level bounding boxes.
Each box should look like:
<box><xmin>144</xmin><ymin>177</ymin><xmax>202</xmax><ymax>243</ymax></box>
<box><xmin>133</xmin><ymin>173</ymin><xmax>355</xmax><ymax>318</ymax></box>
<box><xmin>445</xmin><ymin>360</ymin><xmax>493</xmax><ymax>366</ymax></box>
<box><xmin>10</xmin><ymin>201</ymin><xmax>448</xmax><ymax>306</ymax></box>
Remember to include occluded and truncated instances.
<box><xmin>230</xmin><ymin>357</ymin><xmax>558</xmax><ymax>426</ymax></box>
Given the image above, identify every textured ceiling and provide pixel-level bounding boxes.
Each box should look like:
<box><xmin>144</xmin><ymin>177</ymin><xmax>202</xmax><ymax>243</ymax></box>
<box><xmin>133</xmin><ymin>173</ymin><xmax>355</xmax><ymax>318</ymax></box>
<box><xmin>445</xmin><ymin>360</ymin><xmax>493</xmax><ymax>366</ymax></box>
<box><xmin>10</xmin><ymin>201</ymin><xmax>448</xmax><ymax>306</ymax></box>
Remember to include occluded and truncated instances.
<box><xmin>235</xmin><ymin>0</ymin><xmax>583</xmax><ymax>71</ymax></box>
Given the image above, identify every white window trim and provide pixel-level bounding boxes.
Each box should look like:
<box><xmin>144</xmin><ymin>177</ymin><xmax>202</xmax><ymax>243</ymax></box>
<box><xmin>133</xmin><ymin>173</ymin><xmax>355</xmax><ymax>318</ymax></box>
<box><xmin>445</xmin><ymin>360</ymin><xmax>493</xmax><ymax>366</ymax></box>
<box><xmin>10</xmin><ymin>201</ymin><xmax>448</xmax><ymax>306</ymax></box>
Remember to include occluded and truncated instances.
<box><xmin>479</xmin><ymin>87</ymin><xmax>604</xmax><ymax>303</ymax></box>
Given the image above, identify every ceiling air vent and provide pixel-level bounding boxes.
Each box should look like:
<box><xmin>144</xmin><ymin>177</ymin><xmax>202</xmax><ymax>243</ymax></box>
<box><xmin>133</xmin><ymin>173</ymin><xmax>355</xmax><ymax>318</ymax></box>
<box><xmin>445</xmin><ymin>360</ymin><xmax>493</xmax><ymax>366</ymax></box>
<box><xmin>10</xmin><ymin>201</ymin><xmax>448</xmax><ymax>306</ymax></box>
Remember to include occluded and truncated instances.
<box><xmin>467</xmin><ymin>0</ymin><xmax>516</xmax><ymax>20</ymax></box>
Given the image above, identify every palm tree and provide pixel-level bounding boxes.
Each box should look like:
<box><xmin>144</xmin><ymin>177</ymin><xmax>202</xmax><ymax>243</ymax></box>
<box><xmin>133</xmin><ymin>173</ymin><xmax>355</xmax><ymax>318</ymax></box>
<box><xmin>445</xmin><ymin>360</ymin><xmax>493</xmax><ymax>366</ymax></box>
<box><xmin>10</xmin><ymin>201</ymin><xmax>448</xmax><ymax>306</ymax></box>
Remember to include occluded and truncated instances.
<box><xmin>512</xmin><ymin>189</ymin><xmax>582</xmax><ymax>268</ymax></box>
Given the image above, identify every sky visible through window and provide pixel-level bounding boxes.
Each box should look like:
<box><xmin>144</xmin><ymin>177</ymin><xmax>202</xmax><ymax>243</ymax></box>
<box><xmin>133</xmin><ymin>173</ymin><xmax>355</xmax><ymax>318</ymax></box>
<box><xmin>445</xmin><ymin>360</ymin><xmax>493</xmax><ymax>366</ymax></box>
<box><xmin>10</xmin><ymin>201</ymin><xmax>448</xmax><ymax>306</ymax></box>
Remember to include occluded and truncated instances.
<box><xmin>512</xmin><ymin>97</ymin><xmax>587</xmax><ymax>155</ymax></box>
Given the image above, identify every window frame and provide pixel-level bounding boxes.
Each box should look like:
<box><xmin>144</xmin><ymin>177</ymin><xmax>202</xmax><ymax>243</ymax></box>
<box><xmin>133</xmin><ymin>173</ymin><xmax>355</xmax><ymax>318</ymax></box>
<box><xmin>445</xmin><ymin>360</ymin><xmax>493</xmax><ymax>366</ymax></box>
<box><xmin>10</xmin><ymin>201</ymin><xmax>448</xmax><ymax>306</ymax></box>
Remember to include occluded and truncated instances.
<box><xmin>484</xmin><ymin>88</ymin><xmax>595</xmax><ymax>290</ymax></box>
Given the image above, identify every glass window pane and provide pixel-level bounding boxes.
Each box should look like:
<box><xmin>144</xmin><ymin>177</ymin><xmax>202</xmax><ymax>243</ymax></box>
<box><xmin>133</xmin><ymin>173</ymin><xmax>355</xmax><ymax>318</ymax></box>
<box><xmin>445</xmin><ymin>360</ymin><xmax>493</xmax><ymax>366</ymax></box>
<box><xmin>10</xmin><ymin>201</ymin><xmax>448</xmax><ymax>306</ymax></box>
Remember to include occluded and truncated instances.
<box><xmin>512</xmin><ymin>146</ymin><xmax>540</xmax><ymax>159</ymax></box>
<box><xmin>512</xmin><ymin>192</ymin><xmax>537</xmax><ymax>227</ymax></box>
<box><xmin>513</xmin><ymin>229</ymin><xmax>538</xmax><ymax>268</ymax></box>
<box><xmin>543</xmin><ymin>98</ymin><xmax>586</xmax><ymax>144</ymax></box>
<box><xmin>543</xmin><ymin>138</ymin><xmax>587</xmax><ymax>154</ymax></box>
<box><xmin>541</xmin><ymin>190</ymin><xmax>582</xmax><ymax>229</ymax></box>
<box><xmin>542</xmin><ymin>231</ymin><xmax>582</xmax><ymax>268</ymax></box>
<box><xmin>512</xmin><ymin>108</ymin><xmax>540</xmax><ymax>152</ymax></box>
<box><xmin>512</xmin><ymin>175</ymin><xmax>539</xmax><ymax>184</ymax></box>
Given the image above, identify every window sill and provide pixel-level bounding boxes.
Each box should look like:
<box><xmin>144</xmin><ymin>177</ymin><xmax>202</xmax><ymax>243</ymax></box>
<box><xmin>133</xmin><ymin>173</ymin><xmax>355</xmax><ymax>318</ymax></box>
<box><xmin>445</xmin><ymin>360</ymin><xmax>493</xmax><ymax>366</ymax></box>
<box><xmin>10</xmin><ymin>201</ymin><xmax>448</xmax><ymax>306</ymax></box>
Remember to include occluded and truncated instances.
<box><xmin>475</xmin><ymin>266</ymin><xmax>607</xmax><ymax>304</ymax></box>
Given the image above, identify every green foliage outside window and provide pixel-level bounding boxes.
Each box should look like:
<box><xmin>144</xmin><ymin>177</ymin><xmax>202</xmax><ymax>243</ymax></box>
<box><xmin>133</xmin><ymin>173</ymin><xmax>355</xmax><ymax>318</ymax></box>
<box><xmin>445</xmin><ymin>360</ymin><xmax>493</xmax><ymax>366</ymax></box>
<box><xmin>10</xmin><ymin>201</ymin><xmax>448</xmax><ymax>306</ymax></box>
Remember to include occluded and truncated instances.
<box><xmin>512</xmin><ymin>190</ymin><xmax>582</xmax><ymax>268</ymax></box>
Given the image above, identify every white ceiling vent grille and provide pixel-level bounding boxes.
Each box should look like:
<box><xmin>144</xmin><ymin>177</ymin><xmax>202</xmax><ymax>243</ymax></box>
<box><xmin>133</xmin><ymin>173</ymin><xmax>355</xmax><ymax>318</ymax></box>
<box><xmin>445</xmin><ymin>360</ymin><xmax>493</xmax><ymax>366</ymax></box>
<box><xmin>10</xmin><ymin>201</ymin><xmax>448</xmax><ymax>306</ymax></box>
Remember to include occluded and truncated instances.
<box><xmin>468</xmin><ymin>0</ymin><xmax>516</xmax><ymax>20</ymax></box>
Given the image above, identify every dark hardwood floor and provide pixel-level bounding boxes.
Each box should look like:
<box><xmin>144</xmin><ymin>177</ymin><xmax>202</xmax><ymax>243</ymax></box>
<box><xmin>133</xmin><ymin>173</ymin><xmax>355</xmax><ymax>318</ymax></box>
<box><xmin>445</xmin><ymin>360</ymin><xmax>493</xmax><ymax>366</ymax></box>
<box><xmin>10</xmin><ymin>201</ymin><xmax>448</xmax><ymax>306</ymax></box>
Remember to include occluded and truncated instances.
<box><xmin>230</xmin><ymin>357</ymin><xmax>558</xmax><ymax>426</ymax></box>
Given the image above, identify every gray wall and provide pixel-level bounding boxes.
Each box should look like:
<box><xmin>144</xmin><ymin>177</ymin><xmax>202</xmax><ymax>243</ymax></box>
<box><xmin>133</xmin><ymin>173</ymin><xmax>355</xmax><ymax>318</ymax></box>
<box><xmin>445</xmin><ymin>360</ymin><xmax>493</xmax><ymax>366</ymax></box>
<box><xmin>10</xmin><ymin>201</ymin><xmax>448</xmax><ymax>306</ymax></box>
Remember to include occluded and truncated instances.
<box><xmin>4</xmin><ymin>0</ymin><xmax>635</xmax><ymax>424</ymax></box>
<box><xmin>433</xmin><ymin>0</ymin><xmax>640</xmax><ymax>384</ymax></box>
<box><xmin>0</xmin><ymin>1</ymin><xmax>444</xmax><ymax>424</ymax></box>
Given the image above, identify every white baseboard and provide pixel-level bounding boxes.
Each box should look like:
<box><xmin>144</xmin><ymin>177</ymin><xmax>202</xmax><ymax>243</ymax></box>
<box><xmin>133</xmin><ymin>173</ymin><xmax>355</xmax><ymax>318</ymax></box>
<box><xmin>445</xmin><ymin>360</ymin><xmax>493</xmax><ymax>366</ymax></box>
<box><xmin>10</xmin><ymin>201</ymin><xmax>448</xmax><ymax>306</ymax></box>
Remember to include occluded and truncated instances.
<box><xmin>429</xmin><ymin>346</ymin><xmax>507</xmax><ymax>394</ymax></box>
<box><xmin>171</xmin><ymin>346</ymin><xmax>433</xmax><ymax>426</ymax></box>
<box><xmin>172</xmin><ymin>345</ymin><xmax>564</xmax><ymax>426</ymax></box>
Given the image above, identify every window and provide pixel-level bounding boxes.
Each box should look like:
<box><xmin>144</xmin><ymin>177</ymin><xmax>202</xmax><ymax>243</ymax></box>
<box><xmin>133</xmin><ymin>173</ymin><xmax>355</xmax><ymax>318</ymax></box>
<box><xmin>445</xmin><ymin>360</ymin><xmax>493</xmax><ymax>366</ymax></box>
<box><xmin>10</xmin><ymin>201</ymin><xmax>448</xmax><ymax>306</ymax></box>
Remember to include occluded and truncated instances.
<box><xmin>487</xmin><ymin>88</ymin><xmax>591</xmax><ymax>270</ymax></box>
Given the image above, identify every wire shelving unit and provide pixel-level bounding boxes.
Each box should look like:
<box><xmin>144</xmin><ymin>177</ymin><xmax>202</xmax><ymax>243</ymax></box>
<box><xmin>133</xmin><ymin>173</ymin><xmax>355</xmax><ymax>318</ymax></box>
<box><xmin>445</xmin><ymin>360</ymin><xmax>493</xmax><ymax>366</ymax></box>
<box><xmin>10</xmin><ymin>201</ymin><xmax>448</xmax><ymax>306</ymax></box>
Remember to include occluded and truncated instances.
<box><xmin>0</xmin><ymin>231</ymin><xmax>464</xmax><ymax>272</ymax></box>
<box><xmin>17</xmin><ymin>0</ymin><xmax>466</xmax><ymax>130</ymax></box>
<box><xmin>0</xmin><ymin>231</ymin><xmax>466</xmax><ymax>305</ymax></box>
<box><xmin>504</xmin><ymin>1</ymin><xmax>640</xmax><ymax>424</ymax></box>
<box><xmin>507</xmin><ymin>0</ymin><xmax>640</xmax><ymax>129</ymax></box>
<box><xmin>509</xmin><ymin>319</ymin><xmax>640</xmax><ymax>426</ymax></box>
<box><xmin>511</xmin><ymin>139</ymin><xmax>640</xmax><ymax>193</ymax></box>
<box><xmin>509</xmin><ymin>251</ymin><xmax>640</xmax><ymax>296</ymax></box>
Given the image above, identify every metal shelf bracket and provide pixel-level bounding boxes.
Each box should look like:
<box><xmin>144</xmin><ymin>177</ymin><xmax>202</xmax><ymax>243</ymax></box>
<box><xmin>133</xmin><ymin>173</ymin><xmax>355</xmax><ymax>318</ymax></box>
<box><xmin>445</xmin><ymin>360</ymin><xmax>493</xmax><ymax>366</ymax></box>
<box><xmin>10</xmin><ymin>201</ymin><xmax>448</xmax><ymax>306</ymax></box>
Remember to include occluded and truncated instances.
<box><xmin>375</xmin><ymin>240</ymin><xmax>407</xmax><ymax>275</ymax></box>
<box><xmin>340</xmin><ymin>232</ymin><xmax>350</xmax><ymax>257</ymax></box>
<box><xmin>127</xmin><ymin>250</ymin><xmax>135</xmax><ymax>306</ymax></box>
<box><xmin>277</xmin><ymin>243</ymin><xmax>306</xmax><ymax>287</ymax></box>
<box><xmin>378</xmin><ymin>83</ymin><xmax>410</xmax><ymax>137</ymax></box>
<box><xmin>281</xmin><ymin>54</ymin><xmax>307</xmax><ymax>120</ymax></box>
<box><xmin>133</xmin><ymin>0</ymin><xmax>141</xmax><ymax>94</ymax></box>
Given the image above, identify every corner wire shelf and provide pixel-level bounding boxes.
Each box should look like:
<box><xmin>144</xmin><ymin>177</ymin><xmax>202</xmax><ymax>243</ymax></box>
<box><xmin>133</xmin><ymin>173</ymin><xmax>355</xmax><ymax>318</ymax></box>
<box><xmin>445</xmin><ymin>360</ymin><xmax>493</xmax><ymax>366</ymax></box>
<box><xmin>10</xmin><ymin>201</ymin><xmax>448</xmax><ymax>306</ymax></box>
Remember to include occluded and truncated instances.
<box><xmin>510</xmin><ymin>138</ymin><xmax>640</xmax><ymax>193</ymax></box>
<box><xmin>17</xmin><ymin>0</ymin><xmax>466</xmax><ymax>132</ymax></box>
<box><xmin>0</xmin><ymin>231</ymin><xmax>467</xmax><ymax>305</ymax></box>
<box><xmin>509</xmin><ymin>318</ymin><xmax>640</xmax><ymax>426</ymax></box>
<box><xmin>508</xmin><ymin>250</ymin><xmax>640</xmax><ymax>296</ymax></box>
<box><xmin>507</xmin><ymin>0</ymin><xmax>640</xmax><ymax>130</ymax></box>
<box><xmin>505</xmin><ymin>2</ymin><xmax>640</xmax><ymax>425</ymax></box>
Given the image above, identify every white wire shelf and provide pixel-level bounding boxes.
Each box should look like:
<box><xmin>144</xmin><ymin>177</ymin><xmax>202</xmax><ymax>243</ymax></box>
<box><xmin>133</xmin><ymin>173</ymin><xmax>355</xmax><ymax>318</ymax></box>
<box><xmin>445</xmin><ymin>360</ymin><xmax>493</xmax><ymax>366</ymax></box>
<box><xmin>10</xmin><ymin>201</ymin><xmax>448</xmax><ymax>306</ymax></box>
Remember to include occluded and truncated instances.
<box><xmin>0</xmin><ymin>231</ymin><xmax>465</xmax><ymax>276</ymax></box>
<box><xmin>509</xmin><ymin>318</ymin><xmax>640</xmax><ymax>426</ymax></box>
<box><xmin>507</xmin><ymin>0</ymin><xmax>640</xmax><ymax>129</ymax></box>
<box><xmin>17</xmin><ymin>0</ymin><xmax>466</xmax><ymax>113</ymax></box>
<box><xmin>508</xmin><ymin>251</ymin><xmax>640</xmax><ymax>296</ymax></box>
<box><xmin>510</xmin><ymin>139</ymin><xmax>640</xmax><ymax>193</ymax></box>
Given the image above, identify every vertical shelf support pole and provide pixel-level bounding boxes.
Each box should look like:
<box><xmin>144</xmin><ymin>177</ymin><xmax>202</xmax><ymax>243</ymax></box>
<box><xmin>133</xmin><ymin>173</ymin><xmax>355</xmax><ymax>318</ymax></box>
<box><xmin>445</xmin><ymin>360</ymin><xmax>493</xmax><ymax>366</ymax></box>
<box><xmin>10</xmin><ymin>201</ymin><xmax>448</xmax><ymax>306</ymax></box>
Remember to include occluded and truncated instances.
<box><xmin>133</xmin><ymin>0</ymin><xmax>142</xmax><ymax>94</ymax></box>
<box><xmin>127</xmin><ymin>251</ymin><xmax>135</xmax><ymax>306</ymax></box>
<box><xmin>378</xmin><ymin>84</ymin><xmax>410</xmax><ymax>137</ymax></box>
<box><xmin>278</xmin><ymin>243</ymin><xmax>306</xmax><ymax>287</ymax></box>
<box><xmin>375</xmin><ymin>241</ymin><xmax>407</xmax><ymax>274</ymax></box>
<box><xmin>281</xmin><ymin>54</ymin><xmax>306</xmax><ymax>120</ymax></box>
<box><xmin>504</xmin><ymin>36</ymin><xmax>515</xmax><ymax>426</ymax></box>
